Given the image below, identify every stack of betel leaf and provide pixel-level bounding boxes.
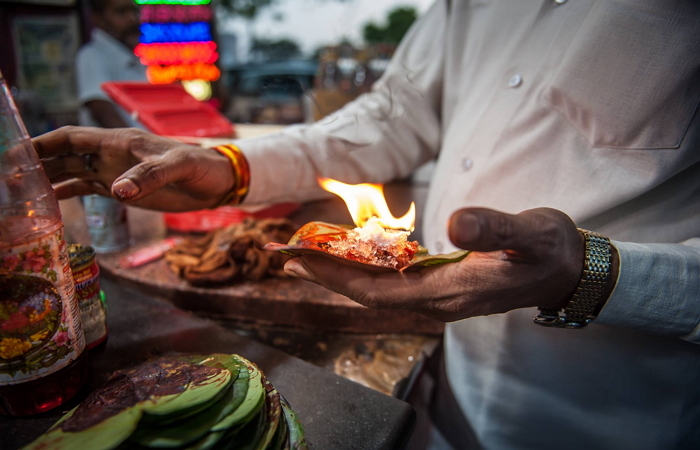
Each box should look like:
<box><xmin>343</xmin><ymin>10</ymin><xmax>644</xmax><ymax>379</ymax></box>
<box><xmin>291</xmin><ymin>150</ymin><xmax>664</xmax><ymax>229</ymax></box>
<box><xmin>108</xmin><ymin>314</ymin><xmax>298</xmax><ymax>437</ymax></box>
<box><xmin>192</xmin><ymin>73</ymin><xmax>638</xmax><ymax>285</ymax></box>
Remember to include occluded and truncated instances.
<box><xmin>23</xmin><ymin>354</ymin><xmax>307</xmax><ymax>450</ymax></box>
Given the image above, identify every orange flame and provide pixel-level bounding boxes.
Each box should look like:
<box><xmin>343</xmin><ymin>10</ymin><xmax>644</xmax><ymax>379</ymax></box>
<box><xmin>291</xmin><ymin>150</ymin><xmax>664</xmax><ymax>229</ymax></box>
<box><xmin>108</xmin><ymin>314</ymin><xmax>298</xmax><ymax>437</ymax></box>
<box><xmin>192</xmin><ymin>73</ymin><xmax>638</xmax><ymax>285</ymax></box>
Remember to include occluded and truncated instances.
<box><xmin>318</xmin><ymin>178</ymin><xmax>415</xmax><ymax>231</ymax></box>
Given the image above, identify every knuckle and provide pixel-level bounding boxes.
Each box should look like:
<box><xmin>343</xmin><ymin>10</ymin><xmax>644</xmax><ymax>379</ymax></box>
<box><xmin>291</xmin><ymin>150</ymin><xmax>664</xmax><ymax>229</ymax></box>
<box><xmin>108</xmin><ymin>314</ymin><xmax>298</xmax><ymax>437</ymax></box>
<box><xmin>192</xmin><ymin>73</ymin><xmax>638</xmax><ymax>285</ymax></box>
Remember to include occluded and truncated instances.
<box><xmin>490</xmin><ymin>214</ymin><xmax>514</xmax><ymax>242</ymax></box>
<box><xmin>171</xmin><ymin>147</ymin><xmax>193</xmax><ymax>166</ymax></box>
<box><xmin>59</xmin><ymin>125</ymin><xmax>77</xmax><ymax>134</ymax></box>
<box><xmin>527</xmin><ymin>210</ymin><xmax>567</xmax><ymax>253</ymax></box>
<box><xmin>138</xmin><ymin>161</ymin><xmax>166</xmax><ymax>185</ymax></box>
<box><xmin>121</xmin><ymin>128</ymin><xmax>148</xmax><ymax>151</ymax></box>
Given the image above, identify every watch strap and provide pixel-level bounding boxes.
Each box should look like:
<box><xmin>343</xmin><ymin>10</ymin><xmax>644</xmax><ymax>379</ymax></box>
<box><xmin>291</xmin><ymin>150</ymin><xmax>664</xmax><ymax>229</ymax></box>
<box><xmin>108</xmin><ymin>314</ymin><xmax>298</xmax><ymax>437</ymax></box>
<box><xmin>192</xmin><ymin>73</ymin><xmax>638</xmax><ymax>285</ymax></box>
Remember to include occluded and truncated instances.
<box><xmin>534</xmin><ymin>229</ymin><xmax>611</xmax><ymax>329</ymax></box>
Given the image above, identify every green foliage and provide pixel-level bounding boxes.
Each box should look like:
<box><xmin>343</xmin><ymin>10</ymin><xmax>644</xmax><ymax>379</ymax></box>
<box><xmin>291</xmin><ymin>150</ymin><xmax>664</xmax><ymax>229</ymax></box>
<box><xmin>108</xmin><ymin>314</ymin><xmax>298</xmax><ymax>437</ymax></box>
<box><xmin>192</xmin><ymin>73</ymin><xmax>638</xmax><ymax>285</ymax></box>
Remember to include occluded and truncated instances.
<box><xmin>363</xmin><ymin>6</ymin><xmax>418</xmax><ymax>45</ymax></box>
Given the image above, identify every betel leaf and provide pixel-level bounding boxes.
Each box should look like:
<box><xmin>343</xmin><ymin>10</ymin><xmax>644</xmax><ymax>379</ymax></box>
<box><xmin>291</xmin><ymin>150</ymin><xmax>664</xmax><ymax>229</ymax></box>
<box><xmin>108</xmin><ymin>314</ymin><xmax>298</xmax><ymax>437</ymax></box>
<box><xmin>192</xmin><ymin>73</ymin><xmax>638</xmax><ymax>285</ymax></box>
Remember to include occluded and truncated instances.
<box><xmin>22</xmin><ymin>359</ymin><xmax>233</xmax><ymax>450</ymax></box>
<box><xmin>265</xmin><ymin>403</ymin><xmax>288</xmax><ymax>450</ymax></box>
<box><xmin>181</xmin><ymin>362</ymin><xmax>265</xmax><ymax>449</ymax></box>
<box><xmin>280</xmin><ymin>395</ymin><xmax>308</xmax><ymax>450</ymax></box>
<box><xmin>140</xmin><ymin>360</ymin><xmax>234</xmax><ymax>423</ymax></box>
<box><xmin>23</xmin><ymin>406</ymin><xmax>142</xmax><ymax>450</ymax></box>
<box><xmin>210</xmin><ymin>359</ymin><xmax>265</xmax><ymax>432</ymax></box>
<box><xmin>130</xmin><ymin>355</ymin><xmax>248</xmax><ymax>448</ymax></box>
<box><xmin>223</xmin><ymin>394</ymin><xmax>268</xmax><ymax>450</ymax></box>
<box><xmin>263</xmin><ymin>221</ymin><xmax>469</xmax><ymax>272</ymax></box>
<box><xmin>130</xmin><ymin>383</ymin><xmax>235</xmax><ymax>448</ymax></box>
<box><xmin>249</xmin><ymin>379</ymin><xmax>283</xmax><ymax>450</ymax></box>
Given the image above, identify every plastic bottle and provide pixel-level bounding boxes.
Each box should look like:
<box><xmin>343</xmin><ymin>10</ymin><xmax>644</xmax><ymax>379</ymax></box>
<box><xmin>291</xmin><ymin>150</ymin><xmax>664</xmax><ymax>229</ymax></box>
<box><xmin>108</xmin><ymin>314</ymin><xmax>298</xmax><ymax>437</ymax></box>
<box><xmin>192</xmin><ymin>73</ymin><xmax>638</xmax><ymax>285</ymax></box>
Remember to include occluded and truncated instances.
<box><xmin>0</xmin><ymin>71</ymin><xmax>88</xmax><ymax>416</ymax></box>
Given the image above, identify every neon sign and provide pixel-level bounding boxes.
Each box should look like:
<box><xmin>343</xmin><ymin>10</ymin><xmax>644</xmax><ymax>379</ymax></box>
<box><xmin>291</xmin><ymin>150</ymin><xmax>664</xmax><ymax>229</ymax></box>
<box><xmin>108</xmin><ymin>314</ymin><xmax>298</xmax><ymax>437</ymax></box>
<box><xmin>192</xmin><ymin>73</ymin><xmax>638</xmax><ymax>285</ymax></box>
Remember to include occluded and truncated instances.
<box><xmin>137</xmin><ymin>2</ymin><xmax>219</xmax><ymax>91</ymax></box>
<box><xmin>140</xmin><ymin>22</ymin><xmax>212</xmax><ymax>44</ymax></box>
<box><xmin>146</xmin><ymin>63</ymin><xmax>220</xmax><ymax>84</ymax></box>
<box><xmin>140</xmin><ymin>5</ymin><xmax>213</xmax><ymax>23</ymax></box>
<box><xmin>135</xmin><ymin>42</ymin><xmax>218</xmax><ymax>65</ymax></box>
<box><xmin>136</xmin><ymin>0</ymin><xmax>211</xmax><ymax>5</ymax></box>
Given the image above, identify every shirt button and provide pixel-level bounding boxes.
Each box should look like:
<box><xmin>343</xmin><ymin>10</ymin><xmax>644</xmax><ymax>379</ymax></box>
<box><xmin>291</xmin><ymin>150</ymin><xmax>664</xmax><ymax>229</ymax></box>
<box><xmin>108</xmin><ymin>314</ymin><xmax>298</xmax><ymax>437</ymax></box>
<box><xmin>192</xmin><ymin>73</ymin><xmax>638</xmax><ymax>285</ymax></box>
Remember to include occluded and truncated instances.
<box><xmin>435</xmin><ymin>241</ymin><xmax>444</xmax><ymax>253</ymax></box>
<box><xmin>555</xmin><ymin>0</ymin><xmax>567</xmax><ymax>4</ymax></box>
<box><xmin>508</xmin><ymin>74</ymin><xmax>523</xmax><ymax>88</ymax></box>
<box><xmin>461</xmin><ymin>157</ymin><xmax>473</xmax><ymax>171</ymax></box>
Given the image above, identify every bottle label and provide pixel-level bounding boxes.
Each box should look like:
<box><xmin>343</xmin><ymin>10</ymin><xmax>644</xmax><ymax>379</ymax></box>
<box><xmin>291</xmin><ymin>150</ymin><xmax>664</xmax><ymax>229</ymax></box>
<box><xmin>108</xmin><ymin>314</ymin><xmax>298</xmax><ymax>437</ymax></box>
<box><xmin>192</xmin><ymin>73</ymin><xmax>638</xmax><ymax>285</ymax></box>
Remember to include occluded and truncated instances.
<box><xmin>71</xmin><ymin>257</ymin><xmax>107</xmax><ymax>348</ymax></box>
<box><xmin>0</xmin><ymin>223</ymin><xmax>85</xmax><ymax>385</ymax></box>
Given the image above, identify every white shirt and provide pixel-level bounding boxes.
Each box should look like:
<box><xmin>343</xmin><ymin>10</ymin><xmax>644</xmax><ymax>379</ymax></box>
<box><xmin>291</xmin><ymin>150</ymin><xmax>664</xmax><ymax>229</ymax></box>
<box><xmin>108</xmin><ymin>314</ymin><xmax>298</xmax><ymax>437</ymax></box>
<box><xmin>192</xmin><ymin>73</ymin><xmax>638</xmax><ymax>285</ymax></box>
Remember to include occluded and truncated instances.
<box><xmin>235</xmin><ymin>1</ymin><xmax>700</xmax><ymax>448</ymax></box>
<box><xmin>75</xmin><ymin>28</ymin><xmax>147</xmax><ymax>128</ymax></box>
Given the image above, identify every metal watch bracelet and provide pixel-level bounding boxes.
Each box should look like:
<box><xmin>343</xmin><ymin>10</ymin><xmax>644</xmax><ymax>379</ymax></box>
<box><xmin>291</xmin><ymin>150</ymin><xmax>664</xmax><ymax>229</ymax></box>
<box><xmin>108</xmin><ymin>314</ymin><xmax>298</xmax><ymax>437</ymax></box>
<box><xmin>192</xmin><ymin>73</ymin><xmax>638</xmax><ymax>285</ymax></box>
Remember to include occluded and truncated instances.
<box><xmin>534</xmin><ymin>229</ymin><xmax>612</xmax><ymax>329</ymax></box>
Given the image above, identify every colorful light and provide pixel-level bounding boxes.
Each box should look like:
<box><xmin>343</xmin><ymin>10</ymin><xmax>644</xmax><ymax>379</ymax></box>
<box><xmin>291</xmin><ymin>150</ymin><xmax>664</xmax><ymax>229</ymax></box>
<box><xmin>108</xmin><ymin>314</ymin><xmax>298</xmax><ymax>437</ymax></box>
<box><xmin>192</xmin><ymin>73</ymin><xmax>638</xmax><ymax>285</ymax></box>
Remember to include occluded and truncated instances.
<box><xmin>135</xmin><ymin>42</ymin><xmax>218</xmax><ymax>65</ymax></box>
<box><xmin>146</xmin><ymin>63</ymin><xmax>220</xmax><ymax>84</ymax></box>
<box><xmin>182</xmin><ymin>79</ymin><xmax>212</xmax><ymax>101</ymax></box>
<box><xmin>140</xmin><ymin>22</ymin><xmax>212</xmax><ymax>44</ymax></box>
<box><xmin>137</xmin><ymin>2</ymin><xmax>219</xmax><ymax>85</ymax></box>
<box><xmin>136</xmin><ymin>0</ymin><xmax>211</xmax><ymax>5</ymax></box>
<box><xmin>140</xmin><ymin>5</ymin><xmax>213</xmax><ymax>23</ymax></box>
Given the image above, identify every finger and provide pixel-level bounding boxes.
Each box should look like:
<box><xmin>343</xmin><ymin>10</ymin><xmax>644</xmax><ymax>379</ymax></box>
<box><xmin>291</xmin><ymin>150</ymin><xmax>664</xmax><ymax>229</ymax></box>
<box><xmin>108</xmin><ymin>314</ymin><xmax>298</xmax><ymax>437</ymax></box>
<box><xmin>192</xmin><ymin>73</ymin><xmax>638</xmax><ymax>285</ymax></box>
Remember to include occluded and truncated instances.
<box><xmin>41</xmin><ymin>155</ymin><xmax>88</xmax><ymax>179</ymax></box>
<box><xmin>111</xmin><ymin>150</ymin><xmax>193</xmax><ymax>201</ymax></box>
<box><xmin>284</xmin><ymin>255</ymin><xmax>439</xmax><ymax>310</ymax></box>
<box><xmin>52</xmin><ymin>179</ymin><xmax>111</xmax><ymax>200</ymax></box>
<box><xmin>31</xmin><ymin>126</ymin><xmax>128</xmax><ymax>158</ymax></box>
<box><xmin>448</xmin><ymin>207</ymin><xmax>570</xmax><ymax>256</ymax></box>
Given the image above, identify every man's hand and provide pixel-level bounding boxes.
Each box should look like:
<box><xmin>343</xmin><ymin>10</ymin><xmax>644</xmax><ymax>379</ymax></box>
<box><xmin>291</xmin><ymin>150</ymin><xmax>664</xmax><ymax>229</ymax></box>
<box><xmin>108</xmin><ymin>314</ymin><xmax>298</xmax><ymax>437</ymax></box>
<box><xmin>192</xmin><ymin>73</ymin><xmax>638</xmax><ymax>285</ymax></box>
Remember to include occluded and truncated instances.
<box><xmin>284</xmin><ymin>207</ymin><xmax>588</xmax><ymax>322</ymax></box>
<box><xmin>33</xmin><ymin>126</ymin><xmax>235</xmax><ymax>212</ymax></box>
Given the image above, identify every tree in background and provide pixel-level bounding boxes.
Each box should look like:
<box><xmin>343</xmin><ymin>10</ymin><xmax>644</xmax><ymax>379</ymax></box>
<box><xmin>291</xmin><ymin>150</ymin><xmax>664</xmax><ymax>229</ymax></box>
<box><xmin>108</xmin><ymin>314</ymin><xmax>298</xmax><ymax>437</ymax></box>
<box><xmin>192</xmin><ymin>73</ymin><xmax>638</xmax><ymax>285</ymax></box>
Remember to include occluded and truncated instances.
<box><xmin>363</xmin><ymin>6</ymin><xmax>418</xmax><ymax>45</ymax></box>
<box><xmin>250</xmin><ymin>38</ymin><xmax>302</xmax><ymax>62</ymax></box>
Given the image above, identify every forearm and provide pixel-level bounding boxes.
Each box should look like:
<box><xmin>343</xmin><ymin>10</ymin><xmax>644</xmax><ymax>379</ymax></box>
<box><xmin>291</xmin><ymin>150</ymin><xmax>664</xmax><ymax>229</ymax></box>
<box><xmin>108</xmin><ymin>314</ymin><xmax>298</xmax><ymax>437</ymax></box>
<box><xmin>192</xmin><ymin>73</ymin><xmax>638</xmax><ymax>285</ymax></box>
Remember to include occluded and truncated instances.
<box><xmin>595</xmin><ymin>238</ymin><xmax>700</xmax><ymax>343</ymax></box>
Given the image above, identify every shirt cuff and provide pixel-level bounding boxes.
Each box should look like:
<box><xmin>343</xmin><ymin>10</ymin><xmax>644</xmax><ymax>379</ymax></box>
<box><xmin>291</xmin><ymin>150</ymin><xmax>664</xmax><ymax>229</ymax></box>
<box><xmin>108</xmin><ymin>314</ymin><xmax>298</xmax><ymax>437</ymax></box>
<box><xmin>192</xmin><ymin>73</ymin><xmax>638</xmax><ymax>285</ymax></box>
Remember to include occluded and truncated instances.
<box><xmin>595</xmin><ymin>241</ymin><xmax>700</xmax><ymax>341</ymax></box>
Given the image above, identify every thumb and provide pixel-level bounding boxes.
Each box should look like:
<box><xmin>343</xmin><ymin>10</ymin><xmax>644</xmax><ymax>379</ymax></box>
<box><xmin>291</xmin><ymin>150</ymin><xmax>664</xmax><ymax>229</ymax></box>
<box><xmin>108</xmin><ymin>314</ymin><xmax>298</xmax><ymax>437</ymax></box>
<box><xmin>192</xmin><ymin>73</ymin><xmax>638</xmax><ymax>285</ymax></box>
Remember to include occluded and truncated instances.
<box><xmin>111</xmin><ymin>153</ymin><xmax>189</xmax><ymax>201</ymax></box>
<box><xmin>448</xmin><ymin>207</ymin><xmax>566</xmax><ymax>256</ymax></box>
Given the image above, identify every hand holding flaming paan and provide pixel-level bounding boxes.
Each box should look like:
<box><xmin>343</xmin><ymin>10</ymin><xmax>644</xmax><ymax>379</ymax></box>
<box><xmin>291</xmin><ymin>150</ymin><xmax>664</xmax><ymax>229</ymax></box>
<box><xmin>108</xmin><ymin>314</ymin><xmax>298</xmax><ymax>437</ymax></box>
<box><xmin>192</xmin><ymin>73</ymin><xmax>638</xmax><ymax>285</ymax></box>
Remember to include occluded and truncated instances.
<box><xmin>268</xmin><ymin>179</ymin><xmax>593</xmax><ymax>323</ymax></box>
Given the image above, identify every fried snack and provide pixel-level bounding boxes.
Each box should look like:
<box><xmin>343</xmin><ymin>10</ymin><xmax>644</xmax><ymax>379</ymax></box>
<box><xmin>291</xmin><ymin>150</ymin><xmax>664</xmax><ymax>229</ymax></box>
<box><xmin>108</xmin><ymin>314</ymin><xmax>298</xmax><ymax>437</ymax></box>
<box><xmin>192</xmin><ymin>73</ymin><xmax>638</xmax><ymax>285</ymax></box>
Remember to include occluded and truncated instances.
<box><xmin>164</xmin><ymin>218</ymin><xmax>297</xmax><ymax>286</ymax></box>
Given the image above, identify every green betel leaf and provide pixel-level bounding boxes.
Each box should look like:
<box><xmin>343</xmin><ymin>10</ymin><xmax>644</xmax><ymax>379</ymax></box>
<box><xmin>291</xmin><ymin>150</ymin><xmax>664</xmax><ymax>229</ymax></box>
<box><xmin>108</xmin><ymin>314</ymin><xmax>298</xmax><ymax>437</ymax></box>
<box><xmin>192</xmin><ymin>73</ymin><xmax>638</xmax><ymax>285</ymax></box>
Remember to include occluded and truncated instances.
<box><xmin>131</xmin><ymin>355</ymin><xmax>249</xmax><ymax>448</ymax></box>
<box><xmin>23</xmin><ymin>405</ymin><xmax>143</xmax><ymax>450</ymax></box>
<box><xmin>410</xmin><ymin>250</ymin><xmax>471</xmax><ymax>267</ymax></box>
<box><xmin>250</xmin><ymin>379</ymin><xmax>283</xmax><ymax>450</ymax></box>
<box><xmin>222</xmin><ymin>396</ymin><xmax>268</xmax><ymax>450</ymax></box>
<box><xmin>211</xmin><ymin>358</ymin><xmax>265</xmax><ymax>432</ymax></box>
<box><xmin>263</xmin><ymin>221</ymin><xmax>470</xmax><ymax>272</ymax></box>
<box><xmin>130</xmin><ymin>384</ymin><xmax>236</xmax><ymax>448</ymax></box>
<box><xmin>265</xmin><ymin>404</ymin><xmax>288</xmax><ymax>450</ymax></box>
<box><xmin>23</xmin><ymin>359</ymin><xmax>234</xmax><ymax>450</ymax></box>
<box><xmin>140</xmin><ymin>362</ymin><xmax>234</xmax><ymax>422</ymax></box>
<box><xmin>280</xmin><ymin>395</ymin><xmax>308</xmax><ymax>450</ymax></box>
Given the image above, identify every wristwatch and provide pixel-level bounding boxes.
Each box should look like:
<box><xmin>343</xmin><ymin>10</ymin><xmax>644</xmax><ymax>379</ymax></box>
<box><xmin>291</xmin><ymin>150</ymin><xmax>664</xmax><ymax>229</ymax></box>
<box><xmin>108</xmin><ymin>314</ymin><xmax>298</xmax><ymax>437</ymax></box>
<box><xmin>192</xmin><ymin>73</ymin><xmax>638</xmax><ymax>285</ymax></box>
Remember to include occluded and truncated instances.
<box><xmin>534</xmin><ymin>229</ymin><xmax>612</xmax><ymax>329</ymax></box>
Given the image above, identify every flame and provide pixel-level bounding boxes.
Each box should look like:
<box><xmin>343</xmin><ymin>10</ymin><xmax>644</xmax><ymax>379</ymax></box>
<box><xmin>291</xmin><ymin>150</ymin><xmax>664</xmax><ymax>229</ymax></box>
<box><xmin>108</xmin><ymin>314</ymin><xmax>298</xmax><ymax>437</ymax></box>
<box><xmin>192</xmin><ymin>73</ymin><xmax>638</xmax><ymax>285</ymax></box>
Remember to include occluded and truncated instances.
<box><xmin>318</xmin><ymin>178</ymin><xmax>415</xmax><ymax>231</ymax></box>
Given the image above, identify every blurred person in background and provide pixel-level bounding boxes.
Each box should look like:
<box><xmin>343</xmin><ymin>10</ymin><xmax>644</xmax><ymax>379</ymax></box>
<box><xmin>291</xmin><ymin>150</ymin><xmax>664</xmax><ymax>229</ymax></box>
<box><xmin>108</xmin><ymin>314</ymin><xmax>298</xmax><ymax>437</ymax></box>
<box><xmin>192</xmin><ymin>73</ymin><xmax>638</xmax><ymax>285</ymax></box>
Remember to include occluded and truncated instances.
<box><xmin>71</xmin><ymin>0</ymin><xmax>164</xmax><ymax>248</ymax></box>
<box><xmin>76</xmin><ymin>0</ymin><xmax>144</xmax><ymax>129</ymax></box>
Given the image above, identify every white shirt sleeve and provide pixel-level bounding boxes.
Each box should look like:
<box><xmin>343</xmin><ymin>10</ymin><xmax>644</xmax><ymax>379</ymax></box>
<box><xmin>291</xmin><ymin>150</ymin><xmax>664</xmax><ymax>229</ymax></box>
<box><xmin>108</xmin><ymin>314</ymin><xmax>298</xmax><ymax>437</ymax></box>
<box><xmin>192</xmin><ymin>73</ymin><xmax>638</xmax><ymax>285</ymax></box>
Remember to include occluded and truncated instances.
<box><xmin>596</xmin><ymin>238</ymin><xmax>700</xmax><ymax>344</ymax></box>
<box><xmin>75</xmin><ymin>46</ymin><xmax>112</xmax><ymax>104</ymax></box>
<box><xmin>236</xmin><ymin>0</ymin><xmax>448</xmax><ymax>205</ymax></box>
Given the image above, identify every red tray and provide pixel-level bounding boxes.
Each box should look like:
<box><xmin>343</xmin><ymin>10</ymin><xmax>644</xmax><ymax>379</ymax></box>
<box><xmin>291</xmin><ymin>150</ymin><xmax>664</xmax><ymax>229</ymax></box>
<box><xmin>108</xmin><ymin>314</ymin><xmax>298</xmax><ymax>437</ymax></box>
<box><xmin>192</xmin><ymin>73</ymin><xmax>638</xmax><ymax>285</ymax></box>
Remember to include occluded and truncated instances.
<box><xmin>163</xmin><ymin>203</ymin><xmax>300</xmax><ymax>233</ymax></box>
<box><xmin>102</xmin><ymin>82</ymin><xmax>235</xmax><ymax>138</ymax></box>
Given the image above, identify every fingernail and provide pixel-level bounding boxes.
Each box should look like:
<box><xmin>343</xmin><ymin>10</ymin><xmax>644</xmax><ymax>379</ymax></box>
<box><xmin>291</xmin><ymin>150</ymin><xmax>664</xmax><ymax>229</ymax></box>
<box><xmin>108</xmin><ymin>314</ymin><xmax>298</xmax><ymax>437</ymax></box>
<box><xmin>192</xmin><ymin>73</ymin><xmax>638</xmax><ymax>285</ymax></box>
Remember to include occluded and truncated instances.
<box><xmin>113</xmin><ymin>178</ymin><xmax>140</xmax><ymax>199</ymax></box>
<box><xmin>455</xmin><ymin>212</ymin><xmax>481</xmax><ymax>244</ymax></box>
<box><xmin>284</xmin><ymin>260</ymin><xmax>313</xmax><ymax>281</ymax></box>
